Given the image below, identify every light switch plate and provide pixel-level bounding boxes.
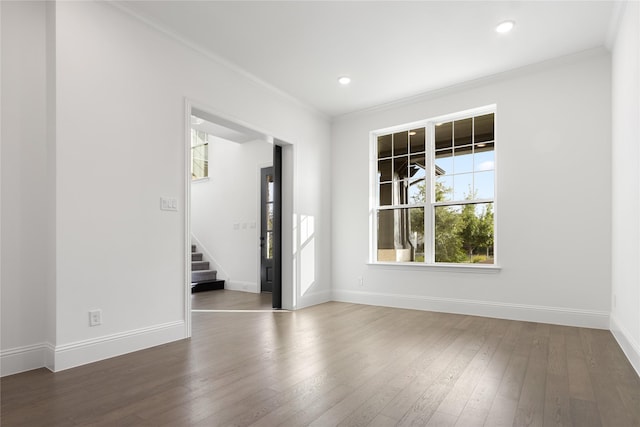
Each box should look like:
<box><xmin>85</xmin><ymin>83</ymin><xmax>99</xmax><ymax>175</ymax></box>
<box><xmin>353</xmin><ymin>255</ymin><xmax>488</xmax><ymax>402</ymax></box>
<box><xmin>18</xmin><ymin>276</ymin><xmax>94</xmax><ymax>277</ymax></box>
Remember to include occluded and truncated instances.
<box><xmin>160</xmin><ymin>197</ymin><xmax>178</xmax><ymax>211</ymax></box>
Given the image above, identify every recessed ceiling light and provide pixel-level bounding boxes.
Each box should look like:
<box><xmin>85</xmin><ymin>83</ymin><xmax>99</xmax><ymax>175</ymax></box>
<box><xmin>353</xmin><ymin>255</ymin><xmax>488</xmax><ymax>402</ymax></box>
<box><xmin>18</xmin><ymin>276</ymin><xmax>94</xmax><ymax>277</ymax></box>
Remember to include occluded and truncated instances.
<box><xmin>338</xmin><ymin>76</ymin><xmax>351</xmax><ymax>85</ymax></box>
<box><xmin>496</xmin><ymin>20</ymin><xmax>515</xmax><ymax>34</ymax></box>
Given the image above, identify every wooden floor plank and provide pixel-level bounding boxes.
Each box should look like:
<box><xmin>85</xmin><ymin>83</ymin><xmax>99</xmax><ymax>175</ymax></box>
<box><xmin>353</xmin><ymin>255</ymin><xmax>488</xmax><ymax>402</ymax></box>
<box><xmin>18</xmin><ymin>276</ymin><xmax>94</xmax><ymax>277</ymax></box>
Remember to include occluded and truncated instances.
<box><xmin>542</xmin><ymin>326</ymin><xmax>572</xmax><ymax>427</ymax></box>
<box><xmin>566</xmin><ymin>329</ymin><xmax>597</xmax><ymax>403</ymax></box>
<box><xmin>1</xmin><ymin>291</ymin><xmax>638</xmax><ymax>427</ymax></box>
<box><xmin>435</xmin><ymin>318</ymin><xmax>506</xmax><ymax>418</ymax></box>
<box><xmin>513</xmin><ymin>335</ymin><xmax>549</xmax><ymax>426</ymax></box>
<box><xmin>569</xmin><ymin>398</ymin><xmax>602</xmax><ymax>427</ymax></box>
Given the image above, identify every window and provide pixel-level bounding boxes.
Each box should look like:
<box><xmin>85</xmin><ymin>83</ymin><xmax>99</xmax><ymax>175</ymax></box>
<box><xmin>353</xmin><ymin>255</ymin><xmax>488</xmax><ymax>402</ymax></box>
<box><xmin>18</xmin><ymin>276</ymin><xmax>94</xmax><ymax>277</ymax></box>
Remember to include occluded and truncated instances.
<box><xmin>191</xmin><ymin>128</ymin><xmax>209</xmax><ymax>180</ymax></box>
<box><xmin>372</xmin><ymin>107</ymin><xmax>495</xmax><ymax>265</ymax></box>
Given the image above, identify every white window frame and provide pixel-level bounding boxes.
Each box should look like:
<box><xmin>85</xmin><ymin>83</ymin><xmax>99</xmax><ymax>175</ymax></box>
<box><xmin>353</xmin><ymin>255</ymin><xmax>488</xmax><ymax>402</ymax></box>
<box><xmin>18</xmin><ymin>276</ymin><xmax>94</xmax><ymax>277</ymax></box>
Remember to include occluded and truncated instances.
<box><xmin>369</xmin><ymin>105</ymin><xmax>499</xmax><ymax>271</ymax></box>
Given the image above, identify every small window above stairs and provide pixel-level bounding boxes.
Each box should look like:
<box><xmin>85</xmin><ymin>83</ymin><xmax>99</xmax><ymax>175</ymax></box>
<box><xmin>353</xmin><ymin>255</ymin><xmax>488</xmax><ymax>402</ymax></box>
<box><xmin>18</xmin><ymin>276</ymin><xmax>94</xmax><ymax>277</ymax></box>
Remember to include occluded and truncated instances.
<box><xmin>191</xmin><ymin>244</ymin><xmax>224</xmax><ymax>293</ymax></box>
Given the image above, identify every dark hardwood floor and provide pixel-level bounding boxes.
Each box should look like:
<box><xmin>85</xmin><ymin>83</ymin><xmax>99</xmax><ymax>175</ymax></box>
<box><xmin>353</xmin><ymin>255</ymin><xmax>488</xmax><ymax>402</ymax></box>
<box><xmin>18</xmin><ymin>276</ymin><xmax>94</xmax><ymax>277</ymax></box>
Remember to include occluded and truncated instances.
<box><xmin>2</xmin><ymin>291</ymin><xmax>639</xmax><ymax>426</ymax></box>
<box><xmin>191</xmin><ymin>289</ymin><xmax>273</xmax><ymax>311</ymax></box>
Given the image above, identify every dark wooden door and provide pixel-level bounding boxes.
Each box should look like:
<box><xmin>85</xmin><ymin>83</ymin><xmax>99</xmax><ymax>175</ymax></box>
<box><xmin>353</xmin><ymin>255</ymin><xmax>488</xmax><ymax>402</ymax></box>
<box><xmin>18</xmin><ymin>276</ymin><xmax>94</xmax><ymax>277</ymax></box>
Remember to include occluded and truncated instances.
<box><xmin>272</xmin><ymin>145</ymin><xmax>282</xmax><ymax>309</ymax></box>
<box><xmin>260</xmin><ymin>167</ymin><xmax>274</xmax><ymax>293</ymax></box>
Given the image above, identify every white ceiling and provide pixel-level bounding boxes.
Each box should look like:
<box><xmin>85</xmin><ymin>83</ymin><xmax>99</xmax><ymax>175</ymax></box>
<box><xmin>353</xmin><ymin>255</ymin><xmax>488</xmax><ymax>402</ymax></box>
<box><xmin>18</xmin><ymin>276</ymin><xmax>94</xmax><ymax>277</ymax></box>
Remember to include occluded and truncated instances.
<box><xmin>119</xmin><ymin>1</ymin><xmax>619</xmax><ymax>118</ymax></box>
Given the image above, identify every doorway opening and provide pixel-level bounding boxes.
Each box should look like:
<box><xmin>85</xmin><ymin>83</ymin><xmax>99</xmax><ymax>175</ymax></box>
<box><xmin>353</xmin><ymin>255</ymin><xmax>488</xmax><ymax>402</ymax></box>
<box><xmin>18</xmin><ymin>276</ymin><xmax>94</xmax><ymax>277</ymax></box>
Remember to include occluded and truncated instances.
<box><xmin>184</xmin><ymin>101</ymin><xmax>290</xmax><ymax>334</ymax></box>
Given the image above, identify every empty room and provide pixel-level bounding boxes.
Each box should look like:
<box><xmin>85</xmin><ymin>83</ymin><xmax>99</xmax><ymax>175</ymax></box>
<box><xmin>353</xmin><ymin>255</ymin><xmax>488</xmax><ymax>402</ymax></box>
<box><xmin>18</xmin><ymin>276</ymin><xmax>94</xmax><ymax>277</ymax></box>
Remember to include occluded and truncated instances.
<box><xmin>2</xmin><ymin>1</ymin><xmax>639</xmax><ymax>426</ymax></box>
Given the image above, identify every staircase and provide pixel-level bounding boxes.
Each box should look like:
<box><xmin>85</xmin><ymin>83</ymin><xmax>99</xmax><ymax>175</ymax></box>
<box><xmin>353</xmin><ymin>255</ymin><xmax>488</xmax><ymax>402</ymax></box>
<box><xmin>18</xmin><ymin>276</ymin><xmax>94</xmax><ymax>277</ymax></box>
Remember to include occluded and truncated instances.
<box><xmin>191</xmin><ymin>244</ymin><xmax>224</xmax><ymax>293</ymax></box>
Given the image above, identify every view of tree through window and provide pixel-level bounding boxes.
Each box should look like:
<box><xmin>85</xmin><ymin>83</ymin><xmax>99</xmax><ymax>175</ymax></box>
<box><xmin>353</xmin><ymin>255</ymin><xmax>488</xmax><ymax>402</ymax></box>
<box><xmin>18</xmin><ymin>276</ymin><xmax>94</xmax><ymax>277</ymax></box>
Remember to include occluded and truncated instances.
<box><xmin>374</xmin><ymin>110</ymin><xmax>495</xmax><ymax>265</ymax></box>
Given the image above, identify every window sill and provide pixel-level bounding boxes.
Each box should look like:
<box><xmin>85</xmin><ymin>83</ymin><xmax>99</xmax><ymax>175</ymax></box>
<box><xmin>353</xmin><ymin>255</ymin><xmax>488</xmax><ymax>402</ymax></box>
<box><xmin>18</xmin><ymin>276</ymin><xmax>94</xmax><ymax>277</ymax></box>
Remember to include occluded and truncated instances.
<box><xmin>367</xmin><ymin>261</ymin><xmax>501</xmax><ymax>274</ymax></box>
<box><xmin>191</xmin><ymin>177</ymin><xmax>210</xmax><ymax>183</ymax></box>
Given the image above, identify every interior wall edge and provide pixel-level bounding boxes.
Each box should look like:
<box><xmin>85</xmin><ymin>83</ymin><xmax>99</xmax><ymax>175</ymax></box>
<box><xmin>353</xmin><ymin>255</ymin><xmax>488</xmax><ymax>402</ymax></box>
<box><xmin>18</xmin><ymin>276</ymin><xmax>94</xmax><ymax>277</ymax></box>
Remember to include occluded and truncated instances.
<box><xmin>297</xmin><ymin>290</ymin><xmax>332</xmax><ymax>310</ymax></box>
<box><xmin>0</xmin><ymin>343</ymin><xmax>48</xmax><ymax>377</ymax></box>
<box><xmin>610</xmin><ymin>313</ymin><xmax>640</xmax><ymax>378</ymax></box>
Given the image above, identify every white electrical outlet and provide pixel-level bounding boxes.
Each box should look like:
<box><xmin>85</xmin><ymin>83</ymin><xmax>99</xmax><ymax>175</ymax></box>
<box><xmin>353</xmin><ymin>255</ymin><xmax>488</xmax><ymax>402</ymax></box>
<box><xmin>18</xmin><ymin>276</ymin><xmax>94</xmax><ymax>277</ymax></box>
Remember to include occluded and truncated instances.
<box><xmin>89</xmin><ymin>309</ymin><xmax>102</xmax><ymax>327</ymax></box>
<box><xmin>357</xmin><ymin>276</ymin><xmax>364</xmax><ymax>287</ymax></box>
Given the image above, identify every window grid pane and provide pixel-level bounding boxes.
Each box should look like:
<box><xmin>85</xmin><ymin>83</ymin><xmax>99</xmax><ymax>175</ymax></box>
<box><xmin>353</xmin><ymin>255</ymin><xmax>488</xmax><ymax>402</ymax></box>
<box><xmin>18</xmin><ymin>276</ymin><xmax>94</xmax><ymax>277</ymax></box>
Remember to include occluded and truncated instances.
<box><xmin>377</xmin><ymin>208</ymin><xmax>424</xmax><ymax>262</ymax></box>
<box><xmin>434</xmin><ymin>202</ymin><xmax>494</xmax><ymax>264</ymax></box>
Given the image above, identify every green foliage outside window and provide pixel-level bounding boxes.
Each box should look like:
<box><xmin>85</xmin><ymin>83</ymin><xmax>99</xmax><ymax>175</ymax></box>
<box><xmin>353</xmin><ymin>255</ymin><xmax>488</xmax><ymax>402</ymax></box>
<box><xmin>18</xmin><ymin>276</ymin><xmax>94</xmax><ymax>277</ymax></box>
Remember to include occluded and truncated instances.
<box><xmin>414</xmin><ymin>181</ymin><xmax>494</xmax><ymax>263</ymax></box>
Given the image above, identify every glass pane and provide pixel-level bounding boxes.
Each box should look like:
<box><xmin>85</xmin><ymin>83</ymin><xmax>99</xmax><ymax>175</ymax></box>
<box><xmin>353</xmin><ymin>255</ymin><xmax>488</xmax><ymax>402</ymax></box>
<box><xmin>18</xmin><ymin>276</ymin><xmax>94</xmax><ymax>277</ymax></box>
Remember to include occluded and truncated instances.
<box><xmin>394</xmin><ymin>156</ymin><xmax>408</xmax><ymax>180</ymax></box>
<box><xmin>267</xmin><ymin>231</ymin><xmax>273</xmax><ymax>259</ymax></box>
<box><xmin>434</xmin><ymin>205</ymin><xmax>464</xmax><ymax>263</ymax></box>
<box><xmin>435</xmin><ymin>122</ymin><xmax>452</xmax><ymax>150</ymax></box>
<box><xmin>454</xmin><ymin>118</ymin><xmax>472</xmax><ymax>146</ymax></box>
<box><xmin>377</xmin><ymin>208</ymin><xmax>424</xmax><ymax>262</ymax></box>
<box><xmin>473</xmin><ymin>202</ymin><xmax>494</xmax><ymax>265</ymax></box>
<box><xmin>377</xmin><ymin>209</ymin><xmax>395</xmax><ymax>252</ymax></box>
<box><xmin>454</xmin><ymin>146</ymin><xmax>473</xmax><ymax>174</ymax></box>
<box><xmin>393</xmin><ymin>131</ymin><xmax>408</xmax><ymax>156</ymax></box>
<box><xmin>378</xmin><ymin>134</ymin><xmax>392</xmax><ymax>158</ymax></box>
<box><xmin>474</xmin><ymin>150</ymin><xmax>494</xmax><ymax>172</ymax></box>
<box><xmin>475</xmin><ymin>141</ymin><xmax>494</xmax><ymax>153</ymax></box>
<box><xmin>409</xmin><ymin>153</ymin><xmax>425</xmax><ymax>182</ymax></box>
<box><xmin>191</xmin><ymin>129</ymin><xmax>198</xmax><ymax>146</ymax></box>
<box><xmin>434</xmin><ymin>203</ymin><xmax>494</xmax><ymax>264</ymax></box>
<box><xmin>266</xmin><ymin>203</ymin><xmax>273</xmax><ymax>231</ymax></box>
<box><xmin>435</xmin><ymin>175</ymin><xmax>453</xmax><ymax>202</ymax></box>
<box><xmin>266</xmin><ymin>174</ymin><xmax>274</xmax><ymax>202</ymax></box>
<box><xmin>453</xmin><ymin>173</ymin><xmax>473</xmax><ymax>200</ymax></box>
<box><xmin>474</xmin><ymin>113</ymin><xmax>494</xmax><ymax>143</ymax></box>
<box><xmin>409</xmin><ymin>207</ymin><xmax>425</xmax><ymax>262</ymax></box>
<box><xmin>474</xmin><ymin>171</ymin><xmax>494</xmax><ymax>199</ymax></box>
<box><xmin>435</xmin><ymin>149</ymin><xmax>453</xmax><ymax>176</ymax></box>
<box><xmin>395</xmin><ymin>179</ymin><xmax>409</xmax><ymax>205</ymax></box>
<box><xmin>191</xmin><ymin>144</ymin><xmax>208</xmax><ymax>179</ymax></box>
<box><xmin>409</xmin><ymin>128</ymin><xmax>425</xmax><ymax>153</ymax></box>
<box><xmin>379</xmin><ymin>183</ymin><xmax>392</xmax><ymax>206</ymax></box>
<box><xmin>191</xmin><ymin>129</ymin><xmax>208</xmax><ymax>147</ymax></box>
<box><xmin>378</xmin><ymin>159</ymin><xmax>392</xmax><ymax>182</ymax></box>
<box><xmin>408</xmin><ymin>180</ymin><xmax>426</xmax><ymax>204</ymax></box>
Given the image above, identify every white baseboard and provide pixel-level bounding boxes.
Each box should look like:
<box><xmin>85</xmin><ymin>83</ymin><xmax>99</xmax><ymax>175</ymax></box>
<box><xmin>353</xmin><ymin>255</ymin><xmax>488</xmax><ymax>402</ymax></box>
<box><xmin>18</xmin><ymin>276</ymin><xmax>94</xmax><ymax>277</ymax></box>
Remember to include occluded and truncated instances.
<box><xmin>52</xmin><ymin>320</ymin><xmax>185</xmax><ymax>372</ymax></box>
<box><xmin>1</xmin><ymin>343</ymin><xmax>50</xmax><ymax>377</ymax></box>
<box><xmin>331</xmin><ymin>290</ymin><xmax>610</xmax><ymax>329</ymax></box>
<box><xmin>610</xmin><ymin>314</ymin><xmax>640</xmax><ymax>378</ymax></box>
<box><xmin>2</xmin><ymin>321</ymin><xmax>187</xmax><ymax>376</ymax></box>
<box><xmin>297</xmin><ymin>289</ymin><xmax>331</xmax><ymax>309</ymax></box>
<box><xmin>225</xmin><ymin>280</ymin><xmax>259</xmax><ymax>293</ymax></box>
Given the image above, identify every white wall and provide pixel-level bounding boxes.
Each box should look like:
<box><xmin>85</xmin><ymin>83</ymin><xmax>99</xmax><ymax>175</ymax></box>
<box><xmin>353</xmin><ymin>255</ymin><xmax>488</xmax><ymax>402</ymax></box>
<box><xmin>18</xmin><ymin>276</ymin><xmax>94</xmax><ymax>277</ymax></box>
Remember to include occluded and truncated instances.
<box><xmin>611</xmin><ymin>1</ymin><xmax>640</xmax><ymax>375</ymax></box>
<box><xmin>1</xmin><ymin>0</ymin><xmax>331</xmax><ymax>374</ymax></box>
<box><xmin>191</xmin><ymin>137</ymin><xmax>272</xmax><ymax>292</ymax></box>
<box><xmin>331</xmin><ymin>49</ymin><xmax>612</xmax><ymax>329</ymax></box>
<box><xmin>0</xmin><ymin>1</ymin><xmax>55</xmax><ymax>376</ymax></box>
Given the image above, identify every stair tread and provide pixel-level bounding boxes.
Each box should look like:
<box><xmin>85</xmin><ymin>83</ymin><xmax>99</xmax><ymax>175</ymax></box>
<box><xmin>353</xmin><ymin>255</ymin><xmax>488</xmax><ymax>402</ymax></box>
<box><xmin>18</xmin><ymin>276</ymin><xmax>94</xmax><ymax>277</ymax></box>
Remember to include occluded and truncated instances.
<box><xmin>192</xmin><ymin>260</ymin><xmax>210</xmax><ymax>271</ymax></box>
